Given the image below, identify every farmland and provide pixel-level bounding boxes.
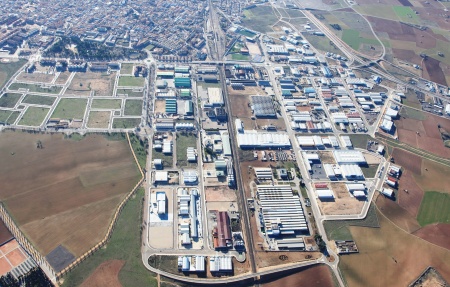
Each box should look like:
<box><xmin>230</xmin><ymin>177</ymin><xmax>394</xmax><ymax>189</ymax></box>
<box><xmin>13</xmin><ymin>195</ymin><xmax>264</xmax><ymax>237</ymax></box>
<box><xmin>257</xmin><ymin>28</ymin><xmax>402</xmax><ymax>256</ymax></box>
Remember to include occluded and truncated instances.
<box><xmin>339</xmin><ymin>208</ymin><xmax>450</xmax><ymax>287</ymax></box>
<box><xmin>241</xmin><ymin>5</ymin><xmax>279</xmax><ymax>33</ymax></box>
<box><xmin>0</xmin><ymin>132</ymin><xmax>141</xmax><ymax>271</ymax></box>
<box><xmin>61</xmin><ymin>188</ymin><xmax>157</xmax><ymax>287</ymax></box>
<box><xmin>417</xmin><ymin>192</ymin><xmax>450</xmax><ymax>226</ymax></box>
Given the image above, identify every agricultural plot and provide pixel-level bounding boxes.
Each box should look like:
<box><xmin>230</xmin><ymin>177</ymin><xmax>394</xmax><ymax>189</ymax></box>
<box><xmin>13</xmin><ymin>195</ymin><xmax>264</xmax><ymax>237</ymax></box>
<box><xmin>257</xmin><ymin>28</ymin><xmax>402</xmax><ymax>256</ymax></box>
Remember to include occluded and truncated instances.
<box><xmin>8</xmin><ymin>83</ymin><xmax>62</xmax><ymax>94</ymax></box>
<box><xmin>66</xmin><ymin>72</ymin><xmax>116</xmax><ymax>97</ymax></box>
<box><xmin>123</xmin><ymin>99</ymin><xmax>143</xmax><ymax>116</ymax></box>
<box><xmin>51</xmin><ymin>98</ymin><xmax>88</xmax><ymax>120</ymax></box>
<box><xmin>339</xmin><ymin>209</ymin><xmax>450</xmax><ymax>287</ymax></box>
<box><xmin>21</xmin><ymin>94</ymin><xmax>56</xmax><ymax>106</ymax></box>
<box><xmin>417</xmin><ymin>192</ymin><xmax>450</xmax><ymax>226</ymax></box>
<box><xmin>87</xmin><ymin>111</ymin><xmax>111</xmax><ymax>129</ymax></box>
<box><xmin>241</xmin><ymin>5</ymin><xmax>279</xmax><ymax>33</ymax></box>
<box><xmin>91</xmin><ymin>99</ymin><xmax>122</xmax><ymax>110</ymax></box>
<box><xmin>0</xmin><ymin>93</ymin><xmax>22</xmax><ymax>108</ymax></box>
<box><xmin>395</xmin><ymin>107</ymin><xmax>450</xmax><ymax>158</ymax></box>
<box><xmin>17</xmin><ymin>107</ymin><xmax>50</xmax><ymax>126</ymax></box>
<box><xmin>118</xmin><ymin>76</ymin><xmax>145</xmax><ymax>87</ymax></box>
<box><xmin>112</xmin><ymin>118</ymin><xmax>141</xmax><ymax>129</ymax></box>
<box><xmin>0</xmin><ymin>132</ymin><xmax>141</xmax><ymax>270</ymax></box>
<box><xmin>0</xmin><ymin>59</ymin><xmax>27</xmax><ymax>90</ymax></box>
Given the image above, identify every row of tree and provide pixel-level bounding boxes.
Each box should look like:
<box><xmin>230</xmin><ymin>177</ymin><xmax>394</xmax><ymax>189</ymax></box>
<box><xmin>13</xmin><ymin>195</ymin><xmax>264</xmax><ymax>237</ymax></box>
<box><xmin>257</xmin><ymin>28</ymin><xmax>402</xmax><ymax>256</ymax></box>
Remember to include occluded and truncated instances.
<box><xmin>0</xmin><ymin>267</ymin><xmax>53</xmax><ymax>287</ymax></box>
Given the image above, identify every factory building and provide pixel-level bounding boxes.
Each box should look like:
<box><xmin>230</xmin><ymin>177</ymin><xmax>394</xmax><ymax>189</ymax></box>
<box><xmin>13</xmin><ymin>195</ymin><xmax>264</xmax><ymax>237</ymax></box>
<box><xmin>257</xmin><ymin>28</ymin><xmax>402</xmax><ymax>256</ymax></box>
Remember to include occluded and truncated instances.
<box><xmin>237</xmin><ymin>131</ymin><xmax>291</xmax><ymax>148</ymax></box>
<box><xmin>251</xmin><ymin>95</ymin><xmax>277</xmax><ymax>118</ymax></box>
<box><xmin>257</xmin><ymin>185</ymin><xmax>308</xmax><ymax>249</ymax></box>
<box><xmin>254</xmin><ymin>167</ymin><xmax>273</xmax><ymax>181</ymax></box>
<box><xmin>174</xmin><ymin>77</ymin><xmax>191</xmax><ymax>88</ymax></box>
<box><xmin>333</xmin><ymin>150</ymin><xmax>366</xmax><ymax>164</ymax></box>
<box><xmin>207</xmin><ymin>88</ymin><xmax>224</xmax><ymax>106</ymax></box>
<box><xmin>165</xmin><ymin>99</ymin><xmax>177</xmax><ymax>114</ymax></box>
<box><xmin>340</xmin><ymin>164</ymin><xmax>365</xmax><ymax>180</ymax></box>
<box><xmin>213</xmin><ymin>211</ymin><xmax>232</xmax><ymax>249</ymax></box>
<box><xmin>187</xmin><ymin>147</ymin><xmax>196</xmax><ymax>162</ymax></box>
<box><xmin>178</xmin><ymin>256</ymin><xmax>205</xmax><ymax>273</ymax></box>
<box><xmin>209</xmin><ymin>256</ymin><xmax>233</xmax><ymax>273</ymax></box>
<box><xmin>156</xmin><ymin>191</ymin><xmax>166</xmax><ymax>215</ymax></box>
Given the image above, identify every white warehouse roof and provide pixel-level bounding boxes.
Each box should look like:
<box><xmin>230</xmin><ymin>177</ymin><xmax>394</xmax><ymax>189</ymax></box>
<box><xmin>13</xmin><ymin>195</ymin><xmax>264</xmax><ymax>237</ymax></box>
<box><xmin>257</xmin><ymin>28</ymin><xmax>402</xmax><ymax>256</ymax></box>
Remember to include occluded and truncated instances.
<box><xmin>237</xmin><ymin>131</ymin><xmax>291</xmax><ymax>148</ymax></box>
<box><xmin>333</xmin><ymin>150</ymin><xmax>366</xmax><ymax>164</ymax></box>
<box><xmin>317</xmin><ymin>189</ymin><xmax>334</xmax><ymax>199</ymax></box>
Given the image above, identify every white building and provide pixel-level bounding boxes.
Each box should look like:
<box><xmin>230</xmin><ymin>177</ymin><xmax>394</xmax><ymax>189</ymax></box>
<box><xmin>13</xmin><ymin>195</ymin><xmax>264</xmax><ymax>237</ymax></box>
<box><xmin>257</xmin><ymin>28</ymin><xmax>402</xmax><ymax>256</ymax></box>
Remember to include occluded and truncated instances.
<box><xmin>237</xmin><ymin>131</ymin><xmax>291</xmax><ymax>148</ymax></box>
<box><xmin>254</xmin><ymin>167</ymin><xmax>273</xmax><ymax>180</ymax></box>
<box><xmin>333</xmin><ymin>150</ymin><xmax>366</xmax><ymax>164</ymax></box>
<box><xmin>207</xmin><ymin>87</ymin><xmax>224</xmax><ymax>106</ymax></box>
<box><xmin>156</xmin><ymin>191</ymin><xmax>166</xmax><ymax>214</ymax></box>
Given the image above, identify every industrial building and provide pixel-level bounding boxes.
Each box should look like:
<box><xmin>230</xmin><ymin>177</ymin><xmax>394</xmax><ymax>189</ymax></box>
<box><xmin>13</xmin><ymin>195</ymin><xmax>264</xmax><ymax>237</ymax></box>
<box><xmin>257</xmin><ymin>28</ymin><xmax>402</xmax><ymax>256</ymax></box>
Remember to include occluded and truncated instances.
<box><xmin>174</xmin><ymin>77</ymin><xmax>191</xmax><ymax>88</ymax></box>
<box><xmin>237</xmin><ymin>131</ymin><xmax>291</xmax><ymax>148</ymax></box>
<box><xmin>340</xmin><ymin>164</ymin><xmax>365</xmax><ymax>180</ymax></box>
<box><xmin>156</xmin><ymin>191</ymin><xmax>166</xmax><ymax>215</ymax></box>
<box><xmin>257</xmin><ymin>185</ymin><xmax>308</xmax><ymax>249</ymax></box>
<box><xmin>381</xmin><ymin>188</ymin><xmax>394</xmax><ymax>197</ymax></box>
<box><xmin>213</xmin><ymin>211</ymin><xmax>232</xmax><ymax>249</ymax></box>
<box><xmin>207</xmin><ymin>87</ymin><xmax>224</xmax><ymax>106</ymax></box>
<box><xmin>254</xmin><ymin>167</ymin><xmax>273</xmax><ymax>181</ymax></box>
<box><xmin>178</xmin><ymin>256</ymin><xmax>205</xmax><ymax>273</ymax></box>
<box><xmin>316</xmin><ymin>189</ymin><xmax>334</xmax><ymax>200</ymax></box>
<box><xmin>165</xmin><ymin>99</ymin><xmax>177</xmax><ymax>114</ymax></box>
<box><xmin>251</xmin><ymin>95</ymin><xmax>277</xmax><ymax>118</ymax></box>
<box><xmin>333</xmin><ymin>150</ymin><xmax>366</xmax><ymax>164</ymax></box>
<box><xmin>183</xmin><ymin>170</ymin><xmax>198</xmax><ymax>184</ymax></box>
<box><xmin>209</xmin><ymin>256</ymin><xmax>233</xmax><ymax>273</ymax></box>
<box><xmin>187</xmin><ymin>147</ymin><xmax>197</xmax><ymax>162</ymax></box>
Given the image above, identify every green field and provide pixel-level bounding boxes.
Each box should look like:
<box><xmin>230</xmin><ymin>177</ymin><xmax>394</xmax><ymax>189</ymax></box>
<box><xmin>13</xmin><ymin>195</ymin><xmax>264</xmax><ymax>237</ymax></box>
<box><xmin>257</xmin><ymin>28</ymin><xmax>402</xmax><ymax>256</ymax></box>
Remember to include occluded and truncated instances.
<box><xmin>0</xmin><ymin>93</ymin><xmax>22</xmax><ymax>108</ymax></box>
<box><xmin>0</xmin><ymin>60</ymin><xmax>26</xmax><ymax>90</ymax></box>
<box><xmin>303</xmin><ymin>34</ymin><xmax>345</xmax><ymax>57</ymax></box>
<box><xmin>348</xmin><ymin>134</ymin><xmax>373</xmax><ymax>149</ymax></box>
<box><xmin>61</xmin><ymin>188</ymin><xmax>156</xmax><ymax>287</ymax></box>
<box><xmin>51</xmin><ymin>98</ymin><xmax>88</xmax><ymax>120</ymax></box>
<box><xmin>341</xmin><ymin>29</ymin><xmax>381</xmax><ymax>50</ymax></box>
<box><xmin>22</xmin><ymin>94</ymin><xmax>56</xmax><ymax>106</ymax></box>
<box><xmin>241</xmin><ymin>6</ymin><xmax>279</xmax><ymax>33</ymax></box>
<box><xmin>124</xmin><ymin>100</ymin><xmax>143</xmax><ymax>116</ymax></box>
<box><xmin>116</xmin><ymin>88</ymin><xmax>144</xmax><ymax>97</ymax></box>
<box><xmin>392</xmin><ymin>6</ymin><xmax>420</xmax><ymax>22</ymax></box>
<box><xmin>231</xmin><ymin>54</ymin><xmax>251</xmax><ymax>61</ymax></box>
<box><xmin>121</xmin><ymin>63</ymin><xmax>134</xmax><ymax>75</ymax></box>
<box><xmin>9</xmin><ymin>83</ymin><xmax>62</xmax><ymax>94</ymax></box>
<box><xmin>237</xmin><ymin>29</ymin><xmax>257</xmax><ymax>38</ymax></box>
<box><xmin>0</xmin><ymin>110</ymin><xmax>19</xmax><ymax>124</ymax></box>
<box><xmin>417</xmin><ymin>192</ymin><xmax>450</xmax><ymax>226</ymax></box>
<box><xmin>176</xmin><ymin>133</ymin><xmax>198</xmax><ymax>167</ymax></box>
<box><xmin>92</xmin><ymin>99</ymin><xmax>122</xmax><ymax>109</ymax></box>
<box><xmin>113</xmin><ymin>118</ymin><xmax>141</xmax><ymax>129</ymax></box>
<box><xmin>118</xmin><ymin>76</ymin><xmax>145</xmax><ymax>87</ymax></box>
<box><xmin>128</xmin><ymin>134</ymin><xmax>148</xmax><ymax>170</ymax></box>
<box><xmin>400</xmin><ymin>106</ymin><xmax>427</xmax><ymax>121</ymax></box>
<box><xmin>18</xmin><ymin>107</ymin><xmax>50</xmax><ymax>126</ymax></box>
<box><xmin>324</xmin><ymin>204</ymin><xmax>379</xmax><ymax>241</ymax></box>
<box><xmin>361</xmin><ymin>164</ymin><xmax>379</xmax><ymax>178</ymax></box>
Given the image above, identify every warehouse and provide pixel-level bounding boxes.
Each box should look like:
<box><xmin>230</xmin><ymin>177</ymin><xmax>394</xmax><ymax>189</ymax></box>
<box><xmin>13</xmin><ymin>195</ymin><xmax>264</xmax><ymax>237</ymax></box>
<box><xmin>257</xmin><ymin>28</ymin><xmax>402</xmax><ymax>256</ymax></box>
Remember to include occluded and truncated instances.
<box><xmin>214</xmin><ymin>211</ymin><xmax>232</xmax><ymax>249</ymax></box>
<box><xmin>341</xmin><ymin>136</ymin><xmax>353</xmax><ymax>148</ymax></box>
<box><xmin>381</xmin><ymin>188</ymin><xmax>394</xmax><ymax>197</ymax></box>
<box><xmin>165</xmin><ymin>99</ymin><xmax>177</xmax><ymax>114</ymax></box>
<box><xmin>346</xmin><ymin>183</ymin><xmax>366</xmax><ymax>191</ymax></box>
<box><xmin>178</xmin><ymin>256</ymin><xmax>205</xmax><ymax>273</ymax></box>
<box><xmin>174</xmin><ymin>77</ymin><xmax>191</xmax><ymax>88</ymax></box>
<box><xmin>183</xmin><ymin>170</ymin><xmax>198</xmax><ymax>184</ymax></box>
<box><xmin>251</xmin><ymin>95</ymin><xmax>277</xmax><ymax>118</ymax></box>
<box><xmin>340</xmin><ymin>164</ymin><xmax>365</xmax><ymax>180</ymax></box>
<box><xmin>317</xmin><ymin>189</ymin><xmax>334</xmax><ymax>200</ymax></box>
<box><xmin>156</xmin><ymin>191</ymin><xmax>166</xmax><ymax>215</ymax></box>
<box><xmin>257</xmin><ymin>185</ymin><xmax>309</xmax><ymax>241</ymax></box>
<box><xmin>237</xmin><ymin>131</ymin><xmax>291</xmax><ymax>148</ymax></box>
<box><xmin>184</xmin><ymin>101</ymin><xmax>194</xmax><ymax>115</ymax></box>
<box><xmin>209</xmin><ymin>256</ymin><xmax>233</xmax><ymax>273</ymax></box>
<box><xmin>179</xmin><ymin>89</ymin><xmax>191</xmax><ymax>99</ymax></box>
<box><xmin>333</xmin><ymin>150</ymin><xmax>366</xmax><ymax>164</ymax></box>
<box><xmin>331</xmin><ymin>112</ymin><xmax>349</xmax><ymax>124</ymax></box>
<box><xmin>254</xmin><ymin>167</ymin><xmax>273</xmax><ymax>180</ymax></box>
<box><xmin>324</xmin><ymin>164</ymin><xmax>341</xmax><ymax>179</ymax></box>
<box><xmin>207</xmin><ymin>88</ymin><xmax>224</xmax><ymax>106</ymax></box>
<box><xmin>187</xmin><ymin>147</ymin><xmax>196</xmax><ymax>162</ymax></box>
<box><xmin>163</xmin><ymin>139</ymin><xmax>173</xmax><ymax>154</ymax></box>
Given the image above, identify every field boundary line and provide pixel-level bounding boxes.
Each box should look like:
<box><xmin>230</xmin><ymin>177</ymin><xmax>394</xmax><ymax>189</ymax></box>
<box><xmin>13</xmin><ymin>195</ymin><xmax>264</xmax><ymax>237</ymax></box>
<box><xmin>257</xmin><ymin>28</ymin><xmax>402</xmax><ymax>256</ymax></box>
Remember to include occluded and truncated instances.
<box><xmin>374</xmin><ymin>204</ymin><xmax>450</xmax><ymax>254</ymax></box>
<box><xmin>57</xmin><ymin>132</ymin><xmax>145</xmax><ymax>280</ymax></box>
<box><xmin>0</xmin><ymin>203</ymin><xmax>57</xmax><ymax>285</ymax></box>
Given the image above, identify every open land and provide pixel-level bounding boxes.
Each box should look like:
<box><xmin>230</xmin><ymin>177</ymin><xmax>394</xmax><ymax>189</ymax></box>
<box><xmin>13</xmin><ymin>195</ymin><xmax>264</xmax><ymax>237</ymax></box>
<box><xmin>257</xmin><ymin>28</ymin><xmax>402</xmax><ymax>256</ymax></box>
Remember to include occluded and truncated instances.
<box><xmin>0</xmin><ymin>59</ymin><xmax>27</xmax><ymax>90</ymax></box>
<box><xmin>120</xmin><ymin>63</ymin><xmax>134</xmax><ymax>75</ymax></box>
<box><xmin>0</xmin><ymin>93</ymin><xmax>22</xmax><ymax>108</ymax></box>
<box><xmin>51</xmin><ymin>98</ymin><xmax>88</xmax><ymax>120</ymax></box>
<box><xmin>0</xmin><ymin>132</ymin><xmax>141</xmax><ymax>266</ymax></box>
<box><xmin>339</xmin><ymin>208</ymin><xmax>450</xmax><ymax>287</ymax></box>
<box><xmin>261</xmin><ymin>264</ymin><xmax>335</xmax><ymax>287</ymax></box>
<box><xmin>16</xmin><ymin>72</ymin><xmax>55</xmax><ymax>83</ymax></box>
<box><xmin>87</xmin><ymin>111</ymin><xmax>111</xmax><ymax>128</ymax></box>
<box><xmin>395</xmin><ymin>107</ymin><xmax>450</xmax><ymax>158</ymax></box>
<box><xmin>176</xmin><ymin>132</ymin><xmax>198</xmax><ymax>167</ymax></box>
<box><xmin>9</xmin><ymin>83</ymin><xmax>62</xmax><ymax>94</ymax></box>
<box><xmin>17</xmin><ymin>107</ymin><xmax>50</xmax><ymax>126</ymax></box>
<box><xmin>0</xmin><ymin>110</ymin><xmax>20</xmax><ymax>125</ymax></box>
<box><xmin>22</xmin><ymin>94</ymin><xmax>56</xmax><ymax>106</ymax></box>
<box><xmin>62</xmin><ymin>188</ymin><xmax>157</xmax><ymax>287</ymax></box>
<box><xmin>118</xmin><ymin>76</ymin><xmax>145</xmax><ymax>87</ymax></box>
<box><xmin>112</xmin><ymin>118</ymin><xmax>141</xmax><ymax>129</ymax></box>
<box><xmin>65</xmin><ymin>72</ymin><xmax>116</xmax><ymax>97</ymax></box>
<box><xmin>91</xmin><ymin>99</ymin><xmax>122</xmax><ymax>110</ymax></box>
<box><xmin>241</xmin><ymin>5</ymin><xmax>279</xmax><ymax>33</ymax></box>
<box><xmin>124</xmin><ymin>99</ymin><xmax>143</xmax><ymax>116</ymax></box>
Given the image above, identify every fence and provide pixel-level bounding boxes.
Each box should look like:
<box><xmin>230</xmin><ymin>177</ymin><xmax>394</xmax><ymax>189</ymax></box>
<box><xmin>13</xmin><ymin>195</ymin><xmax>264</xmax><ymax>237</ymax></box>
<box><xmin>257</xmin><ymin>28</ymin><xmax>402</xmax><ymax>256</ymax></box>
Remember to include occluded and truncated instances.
<box><xmin>56</xmin><ymin>132</ymin><xmax>145</xmax><ymax>279</ymax></box>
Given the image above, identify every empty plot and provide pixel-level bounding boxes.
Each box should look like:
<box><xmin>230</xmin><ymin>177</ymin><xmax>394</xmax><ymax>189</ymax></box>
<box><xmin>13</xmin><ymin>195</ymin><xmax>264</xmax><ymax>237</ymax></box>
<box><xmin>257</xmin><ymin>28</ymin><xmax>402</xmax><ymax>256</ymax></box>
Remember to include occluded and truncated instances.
<box><xmin>0</xmin><ymin>93</ymin><xmax>22</xmax><ymax>108</ymax></box>
<box><xmin>112</xmin><ymin>118</ymin><xmax>141</xmax><ymax>129</ymax></box>
<box><xmin>51</xmin><ymin>98</ymin><xmax>87</xmax><ymax>120</ymax></box>
<box><xmin>91</xmin><ymin>99</ymin><xmax>122</xmax><ymax>110</ymax></box>
<box><xmin>8</xmin><ymin>83</ymin><xmax>62</xmax><ymax>94</ymax></box>
<box><xmin>176</xmin><ymin>133</ymin><xmax>198</xmax><ymax>167</ymax></box>
<box><xmin>0</xmin><ymin>59</ymin><xmax>27</xmax><ymax>90</ymax></box>
<box><xmin>22</xmin><ymin>94</ymin><xmax>56</xmax><ymax>106</ymax></box>
<box><xmin>88</xmin><ymin>111</ymin><xmax>111</xmax><ymax>128</ymax></box>
<box><xmin>0</xmin><ymin>110</ymin><xmax>20</xmax><ymax>124</ymax></box>
<box><xmin>118</xmin><ymin>76</ymin><xmax>144</xmax><ymax>87</ymax></box>
<box><xmin>121</xmin><ymin>63</ymin><xmax>134</xmax><ymax>74</ymax></box>
<box><xmin>241</xmin><ymin>6</ymin><xmax>279</xmax><ymax>33</ymax></box>
<box><xmin>18</xmin><ymin>107</ymin><xmax>50</xmax><ymax>126</ymax></box>
<box><xmin>66</xmin><ymin>72</ymin><xmax>116</xmax><ymax>97</ymax></box>
<box><xmin>0</xmin><ymin>132</ymin><xmax>141</xmax><ymax>259</ymax></box>
<box><xmin>16</xmin><ymin>72</ymin><xmax>55</xmax><ymax>83</ymax></box>
<box><xmin>115</xmin><ymin>88</ymin><xmax>143</xmax><ymax>97</ymax></box>
<box><xmin>123</xmin><ymin>99</ymin><xmax>143</xmax><ymax>116</ymax></box>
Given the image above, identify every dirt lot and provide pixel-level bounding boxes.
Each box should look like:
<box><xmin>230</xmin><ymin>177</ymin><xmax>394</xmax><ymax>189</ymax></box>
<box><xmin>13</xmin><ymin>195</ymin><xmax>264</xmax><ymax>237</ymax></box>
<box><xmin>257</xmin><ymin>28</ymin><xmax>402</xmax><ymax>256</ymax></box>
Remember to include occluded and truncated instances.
<box><xmin>228</xmin><ymin>86</ymin><xmax>267</xmax><ymax>118</ymax></box>
<box><xmin>0</xmin><ymin>132</ymin><xmax>140</xmax><ymax>258</ymax></box>
<box><xmin>256</xmin><ymin>250</ymin><xmax>321</xmax><ymax>269</ymax></box>
<box><xmin>80</xmin><ymin>260</ymin><xmax>125</xmax><ymax>287</ymax></box>
<box><xmin>261</xmin><ymin>264</ymin><xmax>334</xmax><ymax>287</ymax></box>
<box><xmin>154</xmin><ymin>100</ymin><xmax>166</xmax><ymax>114</ymax></box>
<box><xmin>318</xmin><ymin>151</ymin><xmax>336</xmax><ymax>164</ymax></box>
<box><xmin>339</xmin><ymin>208</ymin><xmax>450</xmax><ymax>287</ymax></box>
<box><xmin>55</xmin><ymin>72</ymin><xmax>71</xmax><ymax>85</ymax></box>
<box><xmin>87</xmin><ymin>111</ymin><xmax>111</xmax><ymax>129</ymax></box>
<box><xmin>205</xmin><ymin>186</ymin><xmax>237</xmax><ymax>202</ymax></box>
<box><xmin>16</xmin><ymin>72</ymin><xmax>55</xmax><ymax>83</ymax></box>
<box><xmin>318</xmin><ymin>183</ymin><xmax>365</xmax><ymax>216</ymax></box>
<box><xmin>396</xmin><ymin>170</ymin><xmax>424</xmax><ymax>217</ymax></box>
<box><xmin>65</xmin><ymin>72</ymin><xmax>116</xmax><ymax>97</ymax></box>
<box><xmin>413</xmin><ymin>224</ymin><xmax>450</xmax><ymax>251</ymax></box>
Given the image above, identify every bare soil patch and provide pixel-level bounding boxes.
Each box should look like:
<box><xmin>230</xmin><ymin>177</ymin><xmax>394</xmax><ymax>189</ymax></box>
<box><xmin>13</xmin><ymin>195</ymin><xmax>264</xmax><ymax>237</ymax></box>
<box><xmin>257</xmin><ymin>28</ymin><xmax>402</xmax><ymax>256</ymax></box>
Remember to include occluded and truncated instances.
<box><xmin>16</xmin><ymin>72</ymin><xmax>55</xmax><ymax>83</ymax></box>
<box><xmin>66</xmin><ymin>72</ymin><xmax>116</xmax><ymax>97</ymax></box>
<box><xmin>318</xmin><ymin>183</ymin><xmax>365</xmax><ymax>216</ymax></box>
<box><xmin>80</xmin><ymin>260</ymin><xmax>125</xmax><ymax>287</ymax></box>
<box><xmin>413</xmin><ymin>224</ymin><xmax>450</xmax><ymax>251</ymax></box>
<box><xmin>376</xmin><ymin>195</ymin><xmax>421</xmax><ymax>233</ymax></box>
<box><xmin>262</xmin><ymin>264</ymin><xmax>334</xmax><ymax>287</ymax></box>
<box><xmin>205</xmin><ymin>186</ymin><xmax>237</xmax><ymax>202</ymax></box>
<box><xmin>397</xmin><ymin>170</ymin><xmax>424</xmax><ymax>217</ymax></box>
<box><xmin>391</xmin><ymin>148</ymin><xmax>422</xmax><ymax>175</ymax></box>
<box><xmin>423</xmin><ymin>57</ymin><xmax>447</xmax><ymax>86</ymax></box>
